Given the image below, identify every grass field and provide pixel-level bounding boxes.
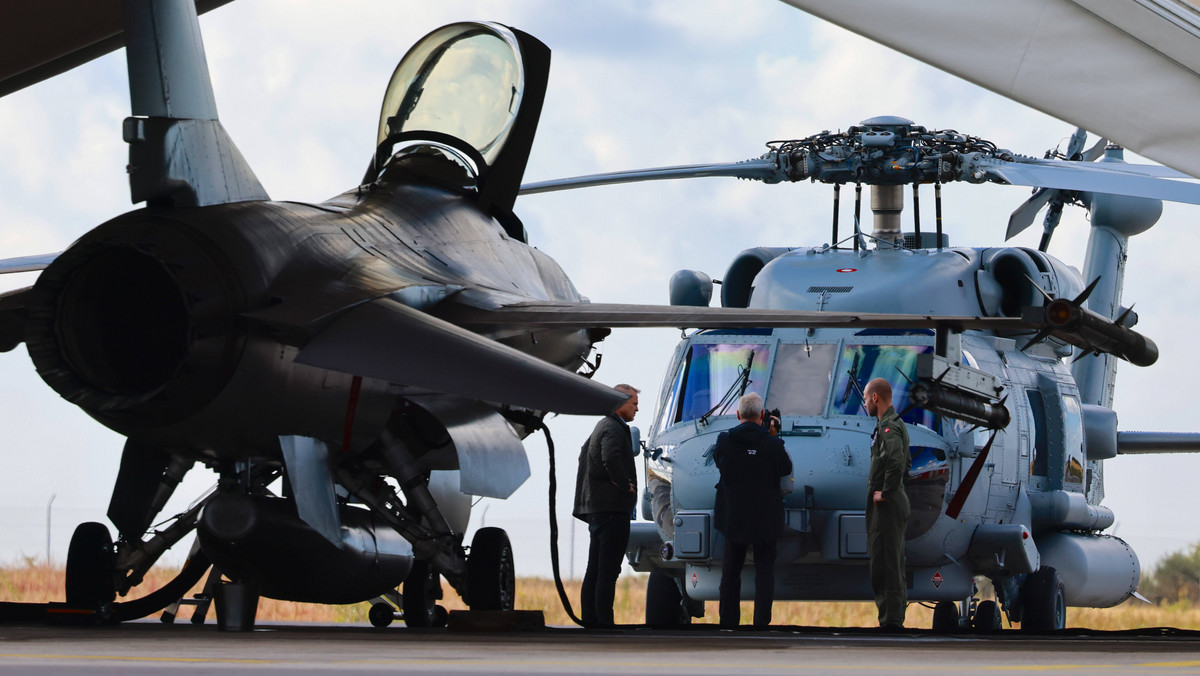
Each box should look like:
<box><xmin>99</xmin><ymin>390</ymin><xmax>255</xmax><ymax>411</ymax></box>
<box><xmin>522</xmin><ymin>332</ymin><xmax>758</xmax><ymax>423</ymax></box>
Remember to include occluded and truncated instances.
<box><xmin>3</xmin><ymin>559</ymin><xmax>1195</xmax><ymax>630</ymax></box>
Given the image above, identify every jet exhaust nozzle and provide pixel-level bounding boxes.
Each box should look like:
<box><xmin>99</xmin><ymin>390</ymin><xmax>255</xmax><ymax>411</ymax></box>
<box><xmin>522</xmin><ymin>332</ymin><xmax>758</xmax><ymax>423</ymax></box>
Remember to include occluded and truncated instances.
<box><xmin>23</xmin><ymin>215</ymin><xmax>245</xmax><ymax>425</ymax></box>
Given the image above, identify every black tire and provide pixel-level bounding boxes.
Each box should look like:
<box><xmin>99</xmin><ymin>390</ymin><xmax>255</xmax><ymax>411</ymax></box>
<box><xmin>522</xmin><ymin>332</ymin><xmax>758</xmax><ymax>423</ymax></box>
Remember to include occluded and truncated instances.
<box><xmin>645</xmin><ymin>570</ymin><xmax>691</xmax><ymax>627</ymax></box>
<box><xmin>973</xmin><ymin>599</ymin><xmax>1003</xmax><ymax>632</ymax></box>
<box><xmin>368</xmin><ymin>602</ymin><xmax>395</xmax><ymax>628</ymax></box>
<box><xmin>432</xmin><ymin>605</ymin><xmax>449</xmax><ymax>628</ymax></box>
<box><xmin>65</xmin><ymin>522</ymin><xmax>116</xmax><ymax>609</ymax></box>
<box><xmin>1021</xmin><ymin>567</ymin><xmax>1066</xmax><ymax>633</ymax></box>
<box><xmin>931</xmin><ymin>600</ymin><xmax>960</xmax><ymax>633</ymax></box>
<box><xmin>403</xmin><ymin>559</ymin><xmax>443</xmax><ymax>627</ymax></box>
<box><xmin>467</xmin><ymin>527</ymin><xmax>515</xmax><ymax>611</ymax></box>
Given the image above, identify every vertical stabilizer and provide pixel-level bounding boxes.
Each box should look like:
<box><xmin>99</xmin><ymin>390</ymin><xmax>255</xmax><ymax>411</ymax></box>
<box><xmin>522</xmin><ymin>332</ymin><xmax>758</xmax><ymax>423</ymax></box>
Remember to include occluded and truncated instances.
<box><xmin>1071</xmin><ymin>147</ymin><xmax>1162</xmax><ymax>407</ymax></box>
<box><xmin>121</xmin><ymin>0</ymin><xmax>268</xmax><ymax>207</ymax></box>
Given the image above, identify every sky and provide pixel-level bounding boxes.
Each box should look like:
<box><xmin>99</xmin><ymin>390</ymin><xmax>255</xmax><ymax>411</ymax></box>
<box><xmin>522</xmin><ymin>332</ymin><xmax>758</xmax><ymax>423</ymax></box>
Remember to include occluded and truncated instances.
<box><xmin>1</xmin><ymin>0</ymin><xmax>1199</xmax><ymax>598</ymax></box>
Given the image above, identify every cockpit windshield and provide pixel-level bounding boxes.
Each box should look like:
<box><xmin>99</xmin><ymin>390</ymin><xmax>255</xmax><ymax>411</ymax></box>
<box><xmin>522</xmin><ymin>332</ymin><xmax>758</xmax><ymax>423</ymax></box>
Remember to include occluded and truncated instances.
<box><xmin>768</xmin><ymin>343</ymin><xmax>838</xmax><ymax>416</ymax></box>
<box><xmin>831</xmin><ymin>344</ymin><xmax>939</xmax><ymax>430</ymax></box>
<box><xmin>376</xmin><ymin>23</ymin><xmax>524</xmax><ymax>168</ymax></box>
<box><xmin>659</xmin><ymin>343</ymin><xmax>770</xmax><ymax>431</ymax></box>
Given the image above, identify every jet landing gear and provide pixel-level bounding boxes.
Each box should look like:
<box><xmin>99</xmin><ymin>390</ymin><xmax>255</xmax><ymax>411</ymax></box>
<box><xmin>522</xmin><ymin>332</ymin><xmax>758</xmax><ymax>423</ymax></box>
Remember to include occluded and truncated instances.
<box><xmin>65</xmin><ymin>522</ymin><xmax>117</xmax><ymax>614</ymax></box>
<box><xmin>401</xmin><ymin>559</ymin><xmax>449</xmax><ymax>627</ymax></box>
<box><xmin>467</xmin><ymin>527</ymin><xmax>515</xmax><ymax>611</ymax></box>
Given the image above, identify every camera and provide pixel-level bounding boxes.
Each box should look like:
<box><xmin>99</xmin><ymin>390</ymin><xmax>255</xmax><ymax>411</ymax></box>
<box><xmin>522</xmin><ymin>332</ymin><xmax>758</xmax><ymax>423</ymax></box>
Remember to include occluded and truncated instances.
<box><xmin>767</xmin><ymin>407</ymin><xmax>782</xmax><ymax>433</ymax></box>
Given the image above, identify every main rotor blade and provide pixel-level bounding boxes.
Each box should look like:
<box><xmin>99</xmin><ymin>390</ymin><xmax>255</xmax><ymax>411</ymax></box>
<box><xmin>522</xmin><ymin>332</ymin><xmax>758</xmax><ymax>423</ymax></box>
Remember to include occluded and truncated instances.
<box><xmin>296</xmin><ymin>298</ymin><xmax>629</xmax><ymax>416</ymax></box>
<box><xmin>519</xmin><ymin>158</ymin><xmax>781</xmax><ymax>195</ymax></box>
<box><xmin>0</xmin><ymin>252</ymin><xmax>60</xmax><ymax>275</ymax></box>
<box><xmin>438</xmin><ymin>300</ymin><xmax>1033</xmax><ymax>332</ymax></box>
<box><xmin>983</xmin><ymin>159</ymin><xmax>1200</xmax><ymax>205</ymax></box>
<box><xmin>1081</xmin><ymin>137</ymin><xmax>1108</xmax><ymax>163</ymax></box>
<box><xmin>778</xmin><ymin>0</ymin><xmax>1200</xmax><ymax>180</ymax></box>
<box><xmin>1006</xmin><ymin>188</ymin><xmax>1055</xmax><ymax>240</ymax></box>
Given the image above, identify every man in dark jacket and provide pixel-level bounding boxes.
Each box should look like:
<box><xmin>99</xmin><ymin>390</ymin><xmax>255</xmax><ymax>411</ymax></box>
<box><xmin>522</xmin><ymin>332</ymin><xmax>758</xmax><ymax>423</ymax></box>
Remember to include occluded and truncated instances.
<box><xmin>864</xmin><ymin>377</ymin><xmax>911</xmax><ymax>629</ymax></box>
<box><xmin>573</xmin><ymin>383</ymin><xmax>639</xmax><ymax>627</ymax></box>
<box><xmin>714</xmin><ymin>392</ymin><xmax>793</xmax><ymax>627</ymax></box>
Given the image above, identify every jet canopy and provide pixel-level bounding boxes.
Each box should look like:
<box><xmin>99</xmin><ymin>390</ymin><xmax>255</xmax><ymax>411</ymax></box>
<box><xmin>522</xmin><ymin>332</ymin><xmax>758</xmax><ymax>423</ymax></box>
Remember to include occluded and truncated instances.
<box><xmin>376</xmin><ymin>22</ymin><xmax>526</xmax><ymax>175</ymax></box>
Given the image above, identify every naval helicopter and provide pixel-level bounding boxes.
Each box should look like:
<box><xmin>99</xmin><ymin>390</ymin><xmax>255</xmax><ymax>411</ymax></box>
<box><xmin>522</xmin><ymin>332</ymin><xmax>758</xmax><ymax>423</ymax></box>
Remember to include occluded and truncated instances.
<box><xmin>520</xmin><ymin>115</ymin><xmax>1200</xmax><ymax>632</ymax></box>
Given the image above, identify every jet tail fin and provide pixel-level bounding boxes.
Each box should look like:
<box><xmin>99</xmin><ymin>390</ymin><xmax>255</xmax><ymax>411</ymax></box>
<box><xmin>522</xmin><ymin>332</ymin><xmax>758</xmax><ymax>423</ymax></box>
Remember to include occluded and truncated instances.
<box><xmin>122</xmin><ymin>0</ymin><xmax>268</xmax><ymax>207</ymax></box>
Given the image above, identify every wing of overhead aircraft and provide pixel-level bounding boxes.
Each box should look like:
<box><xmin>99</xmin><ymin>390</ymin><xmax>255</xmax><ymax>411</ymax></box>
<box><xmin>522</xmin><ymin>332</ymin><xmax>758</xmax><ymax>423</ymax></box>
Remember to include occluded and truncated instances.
<box><xmin>0</xmin><ymin>0</ymin><xmax>233</xmax><ymax>98</ymax></box>
<box><xmin>778</xmin><ymin>0</ymin><xmax>1200</xmax><ymax>180</ymax></box>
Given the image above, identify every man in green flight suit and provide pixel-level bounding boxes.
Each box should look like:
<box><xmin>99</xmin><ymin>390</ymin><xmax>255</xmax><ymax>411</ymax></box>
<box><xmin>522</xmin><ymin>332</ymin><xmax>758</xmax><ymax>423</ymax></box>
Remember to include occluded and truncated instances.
<box><xmin>863</xmin><ymin>377</ymin><xmax>911</xmax><ymax>630</ymax></box>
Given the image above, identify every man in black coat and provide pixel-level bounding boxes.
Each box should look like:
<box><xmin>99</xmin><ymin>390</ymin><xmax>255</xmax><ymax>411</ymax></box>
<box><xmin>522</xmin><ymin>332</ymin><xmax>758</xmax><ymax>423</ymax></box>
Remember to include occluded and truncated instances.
<box><xmin>714</xmin><ymin>392</ymin><xmax>793</xmax><ymax>627</ymax></box>
<box><xmin>573</xmin><ymin>383</ymin><xmax>640</xmax><ymax>627</ymax></box>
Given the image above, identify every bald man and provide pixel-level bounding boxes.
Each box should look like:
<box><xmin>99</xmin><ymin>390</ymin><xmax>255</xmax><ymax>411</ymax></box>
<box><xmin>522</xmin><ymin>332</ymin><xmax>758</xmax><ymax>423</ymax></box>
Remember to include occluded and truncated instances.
<box><xmin>863</xmin><ymin>377</ymin><xmax>911</xmax><ymax>630</ymax></box>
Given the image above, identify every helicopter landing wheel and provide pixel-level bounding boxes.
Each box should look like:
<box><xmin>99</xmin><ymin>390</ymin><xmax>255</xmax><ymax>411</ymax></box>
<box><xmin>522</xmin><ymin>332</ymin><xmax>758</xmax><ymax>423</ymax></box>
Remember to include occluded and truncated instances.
<box><xmin>65</xmin><ymin>522</ymin><xmax>117</xmax><ymax>611</ymax></box>
<box><xmin>973</xmin><ymin>599</ymin><xmax>1003</xmax><ymax>632</ymax></box>
<box><xmin>931</xmin><ymin>600</ymin><xmax>960</xmax><ymax>633</ymax></box>
<box><xmin>1021</xmin><ymin>567</ymin><xmax>1066</xmax><ymax>632</ymax></box>
<box><xmin>467</xmin><ymin>527</ymin><xmax>515</xmax><ymax>611</ymax></box>
<box><xmin>403</xmin><ymin>559</ymin><xmax>447</xmax><ymax>627</ymax></box>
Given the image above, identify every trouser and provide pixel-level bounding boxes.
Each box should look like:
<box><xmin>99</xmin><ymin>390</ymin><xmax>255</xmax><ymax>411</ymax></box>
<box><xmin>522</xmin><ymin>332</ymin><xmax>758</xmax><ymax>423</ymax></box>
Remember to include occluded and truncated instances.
<box><xmin>866</xmin><ymin>492</ymin><xmax>909</xmax><ymax>628</ymax></box>
<box><xmin>718</xmin><ymin>536</ymin><xmax>778</xmax><ymax>627</ymax></box>
<box><xmin>580</xmin><ymin>512</ymin><xmax>631</xmax><ymax>627</ymax></box>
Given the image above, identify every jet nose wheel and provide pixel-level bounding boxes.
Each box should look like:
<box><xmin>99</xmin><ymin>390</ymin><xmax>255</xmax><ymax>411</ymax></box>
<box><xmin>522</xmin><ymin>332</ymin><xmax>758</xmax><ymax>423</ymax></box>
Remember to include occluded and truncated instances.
<box><xmin>467</xmin><ymin>527</ymin><xmax>515</xmax><ymax>611</ymax></box>
<box><xmin>403</xmin><ymin>559</ymin><xmax>448</xmax><ymax>627</ymax></box>
<box><xmin>65</xmin><ymin>522</ymin><xmax>117</xmax><ymax>612</ymax></box>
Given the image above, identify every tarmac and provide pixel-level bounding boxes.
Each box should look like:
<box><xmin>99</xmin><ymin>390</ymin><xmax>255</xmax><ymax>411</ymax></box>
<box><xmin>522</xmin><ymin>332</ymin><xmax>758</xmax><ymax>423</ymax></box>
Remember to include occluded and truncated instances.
<box><xmin>3</xmin><ymin>620</ymin><xmax>1200</xmax><ymax>675</ymax></box>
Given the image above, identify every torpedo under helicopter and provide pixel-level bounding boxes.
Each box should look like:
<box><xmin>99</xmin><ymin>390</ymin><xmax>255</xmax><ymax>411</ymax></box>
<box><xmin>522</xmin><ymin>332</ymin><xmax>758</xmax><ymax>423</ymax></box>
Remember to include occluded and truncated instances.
<box><xmin>519</xmin><ymin>115</ymin><xmax>1200</xmax><ymax>631</ymax></box>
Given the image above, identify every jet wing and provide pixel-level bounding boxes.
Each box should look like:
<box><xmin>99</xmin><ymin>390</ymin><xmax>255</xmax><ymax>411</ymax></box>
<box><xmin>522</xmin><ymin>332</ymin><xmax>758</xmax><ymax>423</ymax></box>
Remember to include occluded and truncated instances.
<box><xmin>779</xmin><ymin>0</ymin><xmax>1200</xmax><ymax>180</ymax></box>
<box><xmin>436</xmin><ymin>300</ymin><xmax>1033</xmax><ymax>332</ymax></box>
<box><xmin>0</xmin><ymin>0</ymin><xmax>233</xmax><ymax>98</ymax></box>
<box><xmin>295</xmin><ymin>297</ymin><xmax>629</xmax><ymax>416</ymax></box>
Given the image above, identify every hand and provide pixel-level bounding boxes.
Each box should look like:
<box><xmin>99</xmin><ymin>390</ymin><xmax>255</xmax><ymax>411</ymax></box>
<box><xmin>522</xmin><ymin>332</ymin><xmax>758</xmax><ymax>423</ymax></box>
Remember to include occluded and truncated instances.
<box><xmin>768</xmin><ymin>416</ymin><xmax>781</xmax><ymax>436</ymax></box>
<box><xmin>628</xmin><ymin>482</ymin><xmax>636</xmax><ymax>494</ymax></box>
<box><xmin>873</xmin><ymin>490</ymin><xmax>885</xmax><ymax>504</ymax></box>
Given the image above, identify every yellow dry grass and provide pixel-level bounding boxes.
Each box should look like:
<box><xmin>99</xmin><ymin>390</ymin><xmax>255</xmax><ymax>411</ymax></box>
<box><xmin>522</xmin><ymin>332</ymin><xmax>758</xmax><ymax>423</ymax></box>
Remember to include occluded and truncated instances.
<box><xmin>1</xmin><ymin>560</ymin><xmax>1192</xmax><ymax>629</ymax></box>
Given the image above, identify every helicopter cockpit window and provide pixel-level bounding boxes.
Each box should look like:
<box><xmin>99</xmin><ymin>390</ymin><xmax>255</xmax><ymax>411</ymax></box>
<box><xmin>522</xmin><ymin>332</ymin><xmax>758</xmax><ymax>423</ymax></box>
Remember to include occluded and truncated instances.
<box><xmin>768</xmin><ymin>343</ymin><xmax>838</xmax><ymax>416</ymax></box>
<box><xmin>831</xmin><ymin>344</ymin><xmax>939</xmax><ymax>431</ymax></box>
<box><xmin>376</xmin><ymin>23</ymin><xmax>524</xmax><ymax>169</ymax></box>
<box><xmin>663</xmin><ymin>343</ymin><xmax>770</xmax><ymax>428</ymax></box>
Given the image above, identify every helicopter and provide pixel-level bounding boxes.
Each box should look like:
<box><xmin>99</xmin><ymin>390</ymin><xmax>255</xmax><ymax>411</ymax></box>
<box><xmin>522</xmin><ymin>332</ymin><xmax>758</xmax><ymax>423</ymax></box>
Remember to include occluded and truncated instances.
<box><xmin>516</xmin><ymin>112</ymin><xmax>1200</xmax><ymax>631</ymax></box>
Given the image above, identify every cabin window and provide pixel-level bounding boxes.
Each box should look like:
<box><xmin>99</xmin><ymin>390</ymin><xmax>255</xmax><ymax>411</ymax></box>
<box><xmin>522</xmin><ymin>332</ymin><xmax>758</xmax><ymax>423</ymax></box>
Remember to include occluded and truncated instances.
<box><xmin>1062</xmin><ymin>394</ymin><xmax>1085</xmax><ymax>488</ymax></box>
<box><xmin>830</xmin><ymin>344</ymin><xmax>939</xmax><ymax>431</ymax></box>
<box><xmin>767</xmin><ymin>343</ymin><xmax>837</xmax><ymax>416</ymax></box>
<box><xmin>1027</xmin><ymin>389</ymin><xmax>1048</xmax><ymax>477</ymax></box>
<box><xmin>661</xmin><ymin>343</ymin><xmax>770</xmax><ymax>428</ymax></box>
